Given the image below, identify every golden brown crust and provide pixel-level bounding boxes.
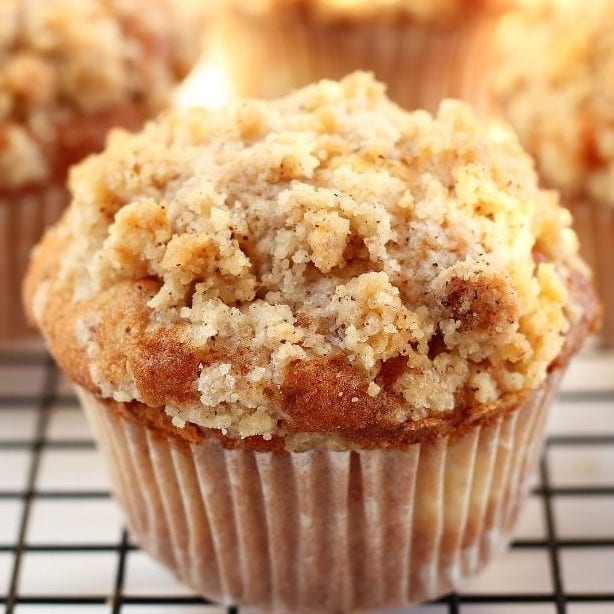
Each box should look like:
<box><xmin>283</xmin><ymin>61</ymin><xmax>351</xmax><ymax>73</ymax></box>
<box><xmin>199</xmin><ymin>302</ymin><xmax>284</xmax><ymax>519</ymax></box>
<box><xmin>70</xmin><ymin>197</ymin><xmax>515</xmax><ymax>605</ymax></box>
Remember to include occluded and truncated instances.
<box><xmin>232</xmin><ymin>0</ymin><xmax>512</xmax><ymax>22</ymax></box>
<box><xmin>24</xmin><ymin>229</ymin><xmax>200</xmax><ymax>406</ymax></box>
<box><xmin>87</xmin><ymin>372</ymin><xmax>537</xmax><ymax>451</ymax></box>
<box><xmin>549</xmin><ymin>260</ymin><xmax>602</xmax><ymax>370</ymax></box>
<box><xmin>25</xmin><ymin>223</ymin><xmax>260</xmax><ymax>410</ymax></box>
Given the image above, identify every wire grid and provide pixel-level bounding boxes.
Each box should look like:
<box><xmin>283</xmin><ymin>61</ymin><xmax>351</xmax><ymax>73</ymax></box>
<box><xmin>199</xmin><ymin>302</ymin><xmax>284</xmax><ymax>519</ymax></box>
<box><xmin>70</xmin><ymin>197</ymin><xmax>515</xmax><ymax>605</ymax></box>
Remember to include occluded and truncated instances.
<box><xmin>0</xmin><ymin>337</ymin><xmax>612</xmax><ymax>614</ymax></box>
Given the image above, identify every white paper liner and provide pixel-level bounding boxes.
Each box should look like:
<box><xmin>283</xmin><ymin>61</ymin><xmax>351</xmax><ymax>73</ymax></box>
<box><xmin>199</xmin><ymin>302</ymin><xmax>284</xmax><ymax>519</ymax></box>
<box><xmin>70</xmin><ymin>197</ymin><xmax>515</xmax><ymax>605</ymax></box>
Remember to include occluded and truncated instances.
<box><xmin>78</xmin><ymin>370</ymin><xmax>561</xmax><ymax>613</ymax></box>
<box><xmin>0</xmin><ymin>185</ymin><xmax>67</xmax><ymax>341</ymax></box>
<box><xmin>218</xmin><ymin>8</ymin><xmax>500</xmax><ymax>113</ymax></box>
<box><xmin>566</xmin><ymin>199</ymin><xmax>614</xmax><ymax>347</ymax></box>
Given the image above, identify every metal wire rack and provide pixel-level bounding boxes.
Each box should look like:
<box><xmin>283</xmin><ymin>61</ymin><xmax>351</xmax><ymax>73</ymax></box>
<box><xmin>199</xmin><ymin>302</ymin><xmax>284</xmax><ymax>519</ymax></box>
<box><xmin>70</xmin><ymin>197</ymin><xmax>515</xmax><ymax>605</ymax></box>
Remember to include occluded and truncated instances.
<box><xmin>0</xmin><ymin>336</ymin><xmax>612</xmax><ymax>614</ymax></box>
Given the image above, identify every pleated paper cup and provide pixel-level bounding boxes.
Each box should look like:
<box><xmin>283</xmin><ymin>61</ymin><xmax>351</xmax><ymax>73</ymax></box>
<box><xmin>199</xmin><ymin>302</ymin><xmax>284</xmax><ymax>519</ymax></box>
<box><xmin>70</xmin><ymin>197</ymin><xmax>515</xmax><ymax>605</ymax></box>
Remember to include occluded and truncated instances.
<box><xmin>567</xmin><ymin>199</ymin><xmax>614</xmax><ymax>347</ymax></box>
<box><xmin>0</xmin><ymin>185</ymin><xmax>67</xmax><ymax>341</ymax></box>
<box><xmin>77</xmin><ymin>368</ymin><xmax>561</xmax><ymax>612</ymax></box>
<box><xmin>218</xmin><ymin>7</ymin><xmax>501</xmax><ymax>113</ymax></box>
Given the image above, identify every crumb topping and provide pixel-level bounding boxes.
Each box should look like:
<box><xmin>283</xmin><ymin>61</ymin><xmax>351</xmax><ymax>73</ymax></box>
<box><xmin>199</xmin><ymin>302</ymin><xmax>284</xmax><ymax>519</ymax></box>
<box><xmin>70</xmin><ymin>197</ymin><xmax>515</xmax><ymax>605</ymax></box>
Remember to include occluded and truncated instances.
<box><xmin>496</xmin><ymin>0</ymin><xmax>614</xmax><ymax>206</ymax></box>
<box><xmin>0</xmin><ymin>0</ymin><xmax>204</xmax><ymax>193</ymax></box>
<box><xmin>27</xmin><ymin>73</ymin><xmax>591</xmax><ymax>446</ymax></box>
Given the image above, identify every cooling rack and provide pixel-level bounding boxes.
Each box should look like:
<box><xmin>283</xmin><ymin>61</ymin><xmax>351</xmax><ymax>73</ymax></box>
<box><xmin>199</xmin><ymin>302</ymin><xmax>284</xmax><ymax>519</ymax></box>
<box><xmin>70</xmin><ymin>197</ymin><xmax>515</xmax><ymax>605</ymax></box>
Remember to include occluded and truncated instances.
<box><xmin>0</xmin><ymin>336</ymin><xmax>612</xmax><ymax>614</ymax></box>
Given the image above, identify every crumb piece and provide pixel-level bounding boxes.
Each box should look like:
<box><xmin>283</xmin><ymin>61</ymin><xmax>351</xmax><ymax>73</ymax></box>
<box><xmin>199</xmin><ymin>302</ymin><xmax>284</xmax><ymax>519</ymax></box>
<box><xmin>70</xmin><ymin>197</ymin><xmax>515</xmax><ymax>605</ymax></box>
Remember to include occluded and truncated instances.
<box><xmin>367</xmin><ymin>382</ymin><xmax>380</xmax><ymax>397</ymax></box>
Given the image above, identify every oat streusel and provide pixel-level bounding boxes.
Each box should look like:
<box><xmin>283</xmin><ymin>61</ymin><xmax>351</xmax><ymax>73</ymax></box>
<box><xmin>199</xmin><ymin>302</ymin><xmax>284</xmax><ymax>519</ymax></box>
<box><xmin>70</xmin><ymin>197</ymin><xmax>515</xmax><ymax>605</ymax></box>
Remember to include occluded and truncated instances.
<box><xmin>496</xmin><ymin>0</ymin><xmax>614</xmax><ymax>206</ymax></box>
<box><xmin>25</xmin><ymin>73</ymin><xmax>596</xmax><ymax>450</ymax></box>
<box><xmin>0</xmin><ymin>0</ymin><xmax>204</xmax><ymax>194</ymax></box>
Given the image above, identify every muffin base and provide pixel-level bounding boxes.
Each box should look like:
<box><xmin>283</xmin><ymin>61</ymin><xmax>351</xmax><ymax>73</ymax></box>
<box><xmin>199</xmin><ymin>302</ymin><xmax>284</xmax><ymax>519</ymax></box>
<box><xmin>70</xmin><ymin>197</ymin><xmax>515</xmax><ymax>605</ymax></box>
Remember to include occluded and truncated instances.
<box><xmin>567</xmin><ymin>199</ymin><xmax>614</xmax><ymax>347</ymax></box>
<box><xmin>218</xmin><ymin>8</ymin><xmax>500</xmax><ymax>113</ymax></box>
<box><xmin>77</xmin><ymin>369</ymin><xmax>561</xmax><ymax>613</ymax></box>
<box><xmin>0</xmin><ymin>185</ymin><xmax>67</xmax><ymax>341</ymax></box>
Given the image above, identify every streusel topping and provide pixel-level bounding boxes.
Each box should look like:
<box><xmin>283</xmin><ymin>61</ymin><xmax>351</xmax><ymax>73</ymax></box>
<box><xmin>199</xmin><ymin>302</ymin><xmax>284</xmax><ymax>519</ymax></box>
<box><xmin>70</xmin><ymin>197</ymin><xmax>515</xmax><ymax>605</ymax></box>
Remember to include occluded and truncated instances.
<box><xmin>27</xmin><ymin>73</ymin><xmax>591</xmax><ymax>447</ymax></box>
<box><xmin>0</xmin><ymin>0</ymin><xmax>204</xmax><ymax>192</ymax></box>
<box><xmin>496</xmin><ymin>0</ymin><xmax>614</xmax><ymax>206</ymax></box>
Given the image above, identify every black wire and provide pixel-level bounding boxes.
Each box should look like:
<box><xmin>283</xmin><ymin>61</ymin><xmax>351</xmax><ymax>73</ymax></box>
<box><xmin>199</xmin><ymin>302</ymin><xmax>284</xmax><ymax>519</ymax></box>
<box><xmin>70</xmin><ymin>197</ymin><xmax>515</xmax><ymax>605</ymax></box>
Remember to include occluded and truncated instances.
<box><xmin>5</xmin><ymin>357</ymin><xmax>57</xmax><ymax>614</ymax></box>
<box><xmin>110</xmin><ymin>529</ymin><xmax>129</xmax><ymax>614</ymax></box>
<box><xmin>540</xmin><ymin>453</ymin><xmax>567</xmax><ymax>614</ymax></box>
<box><xmin>445</xmin><ymin>591</ymin><xmax>460</xmax><ymax>614</ymax></box>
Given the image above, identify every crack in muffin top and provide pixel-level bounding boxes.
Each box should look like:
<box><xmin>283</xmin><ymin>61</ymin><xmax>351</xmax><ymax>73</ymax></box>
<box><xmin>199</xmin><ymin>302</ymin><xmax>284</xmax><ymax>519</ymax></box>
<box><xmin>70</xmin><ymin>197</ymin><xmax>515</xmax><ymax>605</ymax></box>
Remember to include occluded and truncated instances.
<box><xmin>25</xmin><ymin>72</ymin><xmax>595</xmax><ymax>449</ymax></box>
<box><xmin>496</xmin><ymin>0</ymin><xmax>614</xmax><ymax>206</ymax></box>
<box><xmin>0</xmin><ymin>0</ymin><xmax>204</xmax><ymax>192</ymax></box>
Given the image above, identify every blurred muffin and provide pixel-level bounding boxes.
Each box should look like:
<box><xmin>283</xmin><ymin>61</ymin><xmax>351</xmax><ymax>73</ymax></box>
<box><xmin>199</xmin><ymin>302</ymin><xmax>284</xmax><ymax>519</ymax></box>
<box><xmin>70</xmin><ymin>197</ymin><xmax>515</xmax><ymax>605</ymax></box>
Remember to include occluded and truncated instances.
<box><xmin>24</xmin><ymin>73</ymin><xmax>598</xmax><ymax>612</ymax></box>
<box><xmin>496</xmin><ymin>0</ymin><xmax>614</xmax><ymax>345</ymax></box>
<box><xmin>216</xmin><ymin>0</ymin><xmax>512</xmax><ymax>113</ymax></box>
<box><xmin>0</xmin><ymin>0</ymin><xmax>205</xmax><ymax>340</ymax></box>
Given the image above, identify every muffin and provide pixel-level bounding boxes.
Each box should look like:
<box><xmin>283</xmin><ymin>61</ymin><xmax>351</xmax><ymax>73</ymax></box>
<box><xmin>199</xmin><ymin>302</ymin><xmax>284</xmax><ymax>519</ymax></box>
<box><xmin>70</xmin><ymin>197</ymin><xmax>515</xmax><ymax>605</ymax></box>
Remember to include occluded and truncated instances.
<box><xmin>216</xmin><ymin>0</ymin><xmax>512</xmax><ymax>113</ymax></box>
<box><xmin>496</xmin><ymin>0</ymin><xmax>614</xmax><ymax>346</ymax></box>
<box><xmin>0</xmin><ymin>0</ymin><xmax>205</xmax><ymax>341</ymax></box>
<box><xmin>24</xmin><ymin>73</ymin><xmax>598</xmax><ymax>612</ymax></box>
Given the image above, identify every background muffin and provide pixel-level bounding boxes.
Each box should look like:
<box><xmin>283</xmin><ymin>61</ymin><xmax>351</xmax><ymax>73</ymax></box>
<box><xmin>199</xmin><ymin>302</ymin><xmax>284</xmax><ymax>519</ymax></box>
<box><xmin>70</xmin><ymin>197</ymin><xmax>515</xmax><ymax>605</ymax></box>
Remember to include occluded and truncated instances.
<box><xmin>216</xmin><ymin>0</ymin><xmax>512</xmax><ymax>114</ymax></box>
<box><xmin>496</xmin><ymin>0</ymin><xmax>614</xmax><ymax>345</ymax></box>
<box><xmin>0</xmin><ymin>0</ymin><xmax>205</xmax><ymax>340</ymax></box>
<box><xmin>24</xmin><ymin>73</ymin><xmax>598</xmax><ymax>612</ymax></box>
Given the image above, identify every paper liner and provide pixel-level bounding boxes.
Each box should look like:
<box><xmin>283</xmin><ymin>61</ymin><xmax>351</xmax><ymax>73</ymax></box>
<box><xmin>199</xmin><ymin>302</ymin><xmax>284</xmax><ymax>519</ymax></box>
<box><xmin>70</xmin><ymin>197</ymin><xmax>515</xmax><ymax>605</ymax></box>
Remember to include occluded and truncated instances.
<box><xmin>78</xmin><ymin>370</ymin><xmax>561</xmax><ymax>613</ymax></box>
<box><xmin>0</xmin><ymin>185</ymin><xmax>67</xmax><ymax>341</ymax></box>
<box><xmin>567</xmin><ymin>199</ymin><xmax>614</xmax><ymax>347</ymax></box>
<box><xmin>218</xmin><ymin>8</ymin><xmax>500</xmax><ymax>113</ymax></box>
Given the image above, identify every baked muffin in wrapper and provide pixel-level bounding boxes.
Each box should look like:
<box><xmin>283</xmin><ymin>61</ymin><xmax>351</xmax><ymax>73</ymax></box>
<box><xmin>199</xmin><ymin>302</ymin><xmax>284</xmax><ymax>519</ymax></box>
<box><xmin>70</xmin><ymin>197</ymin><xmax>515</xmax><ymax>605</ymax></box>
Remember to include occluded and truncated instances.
<box><xmin>77</xmin><ymin>372</ymin><xmax>559</xmax><ymax>610</ymax></box>
<box><xmin>24</xmin><ymin>74</ymin><xmax>598</xmax><ymax>612</ymax></box>
<box><xmin>217</xmin><ymin>0</ymin><xmax>511</xmax><ymax>113</ymax></box>
<box><xmin>0</xmin><ymin>0</ymin><xmax>205</xmax><ymax>340</ymax></box>
<box><xmin>496</xmin><ymin>0</ymin><xmax>614</xmax><ymax>346</ymax></box>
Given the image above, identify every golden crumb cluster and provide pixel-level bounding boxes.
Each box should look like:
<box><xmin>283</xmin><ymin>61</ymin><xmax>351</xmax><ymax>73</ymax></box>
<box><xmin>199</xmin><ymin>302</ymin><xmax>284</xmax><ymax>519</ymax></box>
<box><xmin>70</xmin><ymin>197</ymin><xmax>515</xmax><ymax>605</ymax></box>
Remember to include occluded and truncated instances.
<box><xmin>496</xmin><ymin>0</ymin><xmax>614</xmax><ymax>206</ymax></box>
<box><xmin>0</xmin><ymin>0</ymin><xmax>203</xmax><ymax>192</ymax></box>
<box><xmin>26</xmin><ymin>73</ymin><xmax>591</xmax><ymax>449</ymax></box>
<box><xmin>233</xmin><ymin>0</ymin><xmax>509</xmax><ymax>20</ymax></box>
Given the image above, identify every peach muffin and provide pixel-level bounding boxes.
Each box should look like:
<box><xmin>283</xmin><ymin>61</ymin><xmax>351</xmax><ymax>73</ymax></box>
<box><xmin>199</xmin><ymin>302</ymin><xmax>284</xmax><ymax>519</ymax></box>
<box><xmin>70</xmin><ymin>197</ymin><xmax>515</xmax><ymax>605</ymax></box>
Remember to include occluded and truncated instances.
<box><xmin>0</xmin><ymin>0</ymin><xmax>204</xmax><ymax>340</ymax></box>
<box><xmin>217</xmin><ymin>0</ymin><xmax>512</xmax><ymax>113</ymax></box>
<box><xmin>25</xmin><ymin>73</ymin><xmax>598</xmax><ymax>612</ymax></box>
<box><xmin>496</xmin><ymin>0</ymin><xmax>614</xmax><ymax>345</ymax></box>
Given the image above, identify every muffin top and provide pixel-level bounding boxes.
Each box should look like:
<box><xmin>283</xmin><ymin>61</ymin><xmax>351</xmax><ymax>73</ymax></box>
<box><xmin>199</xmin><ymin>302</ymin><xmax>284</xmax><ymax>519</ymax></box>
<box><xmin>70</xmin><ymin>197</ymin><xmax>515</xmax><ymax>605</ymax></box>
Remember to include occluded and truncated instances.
<box><xmin>232</xmin><ymin>0</ymin><xmax>511</xmax><ymax>21</ymax></box>
<box><xmin>25</xmin><ymin>73</ymin><xmax>597</xmax><ymax>451</ymax></box>
<box><xmin>0</xmin><ymin>0</ymin><xmax>204</xmax><ymax>194</ymax></box>
<box><xmin>496</xmin><ymin>0</ymin><xmax>614</xmax><ymax>206</ymax></box>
